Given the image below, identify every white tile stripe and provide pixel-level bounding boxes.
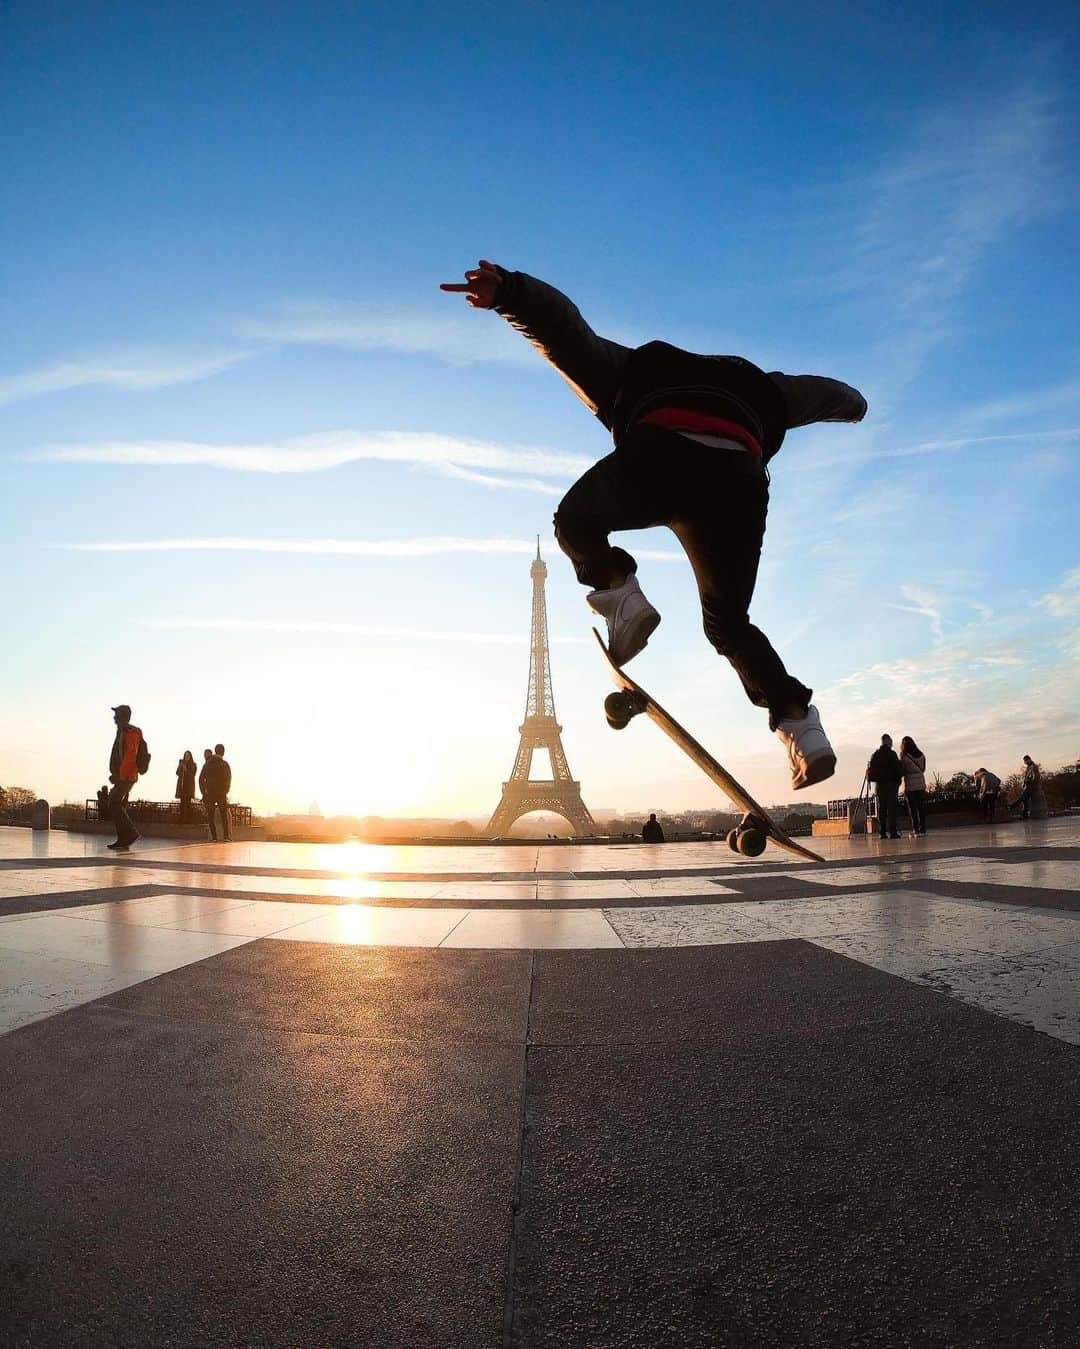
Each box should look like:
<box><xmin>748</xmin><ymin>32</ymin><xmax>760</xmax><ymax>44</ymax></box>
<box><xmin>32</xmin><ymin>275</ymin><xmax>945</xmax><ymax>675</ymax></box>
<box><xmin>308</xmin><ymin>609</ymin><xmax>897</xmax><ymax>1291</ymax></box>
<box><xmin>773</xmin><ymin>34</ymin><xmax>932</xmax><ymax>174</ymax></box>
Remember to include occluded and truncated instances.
<box><xmin>3</xmin><ymin>887</ymin><xmax>1080</xmax><ymax>1047</ymax></box>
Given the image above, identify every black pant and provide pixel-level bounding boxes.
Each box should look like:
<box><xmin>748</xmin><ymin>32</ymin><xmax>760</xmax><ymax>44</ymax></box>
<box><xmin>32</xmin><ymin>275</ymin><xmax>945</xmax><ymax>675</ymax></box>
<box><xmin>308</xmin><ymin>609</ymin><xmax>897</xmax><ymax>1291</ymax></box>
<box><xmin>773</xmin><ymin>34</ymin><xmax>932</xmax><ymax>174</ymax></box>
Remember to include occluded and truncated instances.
<box><xmin>108</xmin><ymin>780</ymin><xmax>137</xmax><ymax>845</ymax></box>
<box><xmin>206</xmin><ymin>796</ymin><xmax>231</xmax><ymax>841</ymax></box>
<box><xmin>905</xmin><ymin>790</ymin><xmax>927</xmax><ymax>834</ymax></box>
<box><xmin>1014</xmin><ymin>787</ymin><xmax>1031</xmax><ymax>819</ymax></box>
<box><xmin>982</xmin><ymin>794</ymin><xmax>997</xmax><ymax>823</ymax></box>
<box><xmin>876</xmin><ymin>786</ymin><xmax>900</xmax><ymax>837</ymax></box>
<box><xmin>553</xmin><ymin>426</ymin><xmax>811</xmax><ymax>724</ymax></box>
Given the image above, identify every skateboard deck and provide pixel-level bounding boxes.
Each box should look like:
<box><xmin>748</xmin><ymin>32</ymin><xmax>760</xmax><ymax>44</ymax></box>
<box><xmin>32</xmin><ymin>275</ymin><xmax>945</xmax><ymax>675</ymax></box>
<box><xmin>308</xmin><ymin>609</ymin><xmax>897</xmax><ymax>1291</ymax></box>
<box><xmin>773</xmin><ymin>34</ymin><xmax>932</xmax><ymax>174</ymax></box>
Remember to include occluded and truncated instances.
<box><xmin>594</xmin><ymin>629</ymin><xmax>824</xmax><ymax>864</ymax></box>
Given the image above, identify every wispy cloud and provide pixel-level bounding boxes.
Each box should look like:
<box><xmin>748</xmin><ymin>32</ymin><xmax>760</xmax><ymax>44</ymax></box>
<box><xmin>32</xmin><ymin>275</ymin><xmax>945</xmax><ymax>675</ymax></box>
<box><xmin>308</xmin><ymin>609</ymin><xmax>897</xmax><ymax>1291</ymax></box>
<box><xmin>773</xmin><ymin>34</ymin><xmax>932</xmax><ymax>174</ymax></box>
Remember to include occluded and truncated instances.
<box><xmin>820</xmin><ymin>563</ymin><xmax>1080</xmax><ymax>775</ymax></box>
<box><xmin>61</xmin><ymin>535</ymin><xmax>685</xmax><ymax>561</ymax></box>
<box><xmin>0</xmin><ymin>351</ymin><xmax>249</xmax><ymax>407</ymax></box>
<box><xmin>143</xmin><ymin>617</ymin><xmax>588</xmax><ymax>644</ymax></box>
<box><xmin>34</xmin><ymin>428</ymin><xmax>591</xmax><ymax>486</ymax></box>
<box><xmin>889</xmin><ymin>585</ymin><xmax>946</xmax><ymax>641</ymax></box>
<box><xmin>236</xmin><ymin>300</ymin><xmax>532</xmax><ymax>365</ymax></box>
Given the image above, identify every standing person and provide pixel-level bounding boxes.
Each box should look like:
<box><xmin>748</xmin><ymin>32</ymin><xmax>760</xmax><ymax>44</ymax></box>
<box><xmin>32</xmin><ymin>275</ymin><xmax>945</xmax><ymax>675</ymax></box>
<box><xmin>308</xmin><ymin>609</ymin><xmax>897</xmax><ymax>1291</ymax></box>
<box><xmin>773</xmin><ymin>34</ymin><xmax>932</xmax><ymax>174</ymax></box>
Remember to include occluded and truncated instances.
<box><xmin>106</xmin><ymin>704</ymin><xmax>149</xmax><ymax>852</ymax></box>
<box><xmin>440</xmin><ymin>261</ymin><xmax>868</xmax><ymax>791</ymax></box>
<box><xmin>203</xmin><ymin>743</ymin><xmax>233</xmax><ymax>843</ymax></box>
<box><xmin>175</xmin><ymin>750</ymin><xmax>197</xmax><ymax>822</ymax></box>
<box><xmin>899</xmin><ymin>736</ymin><xmax>928</xmax><ymax>836</ymax></box>
<box><xmin>198</xmin><ymin>748</ymin><xmax>214</xmax><ymax>834</ymax></box>
<box><xmin>973</xmin><ymin>767</ymin><xmax>1001</xmax><ymax>823</ymax></box>
<box><xmin>641</xmin><ymin>812</ymin><xmax>665</xmax><ymax>843</ymax></box>
<box><xmin>1010</xmin><ymin>755</ymin><xmax>1041</xmax><ymax>820</ymax></box>
<box><xmin>867</xmin><ymin>734</ymin><xmax>903</xmax><ymax>840</ymax></box>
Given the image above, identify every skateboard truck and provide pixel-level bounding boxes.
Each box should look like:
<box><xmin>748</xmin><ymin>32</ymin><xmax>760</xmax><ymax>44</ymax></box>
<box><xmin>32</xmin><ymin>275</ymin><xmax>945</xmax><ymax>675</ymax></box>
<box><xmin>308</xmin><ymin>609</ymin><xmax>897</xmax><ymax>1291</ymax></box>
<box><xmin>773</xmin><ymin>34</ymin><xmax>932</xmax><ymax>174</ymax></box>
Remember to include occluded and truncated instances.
<box><xmin>604</xmin><ymin>689</ymin><xmax>647</xmax><ymax>729</ymax></box>
<box><xmin>726</xmin><ymin>813</ymin><xmax>768</xmax><ymax>857</ymax></box>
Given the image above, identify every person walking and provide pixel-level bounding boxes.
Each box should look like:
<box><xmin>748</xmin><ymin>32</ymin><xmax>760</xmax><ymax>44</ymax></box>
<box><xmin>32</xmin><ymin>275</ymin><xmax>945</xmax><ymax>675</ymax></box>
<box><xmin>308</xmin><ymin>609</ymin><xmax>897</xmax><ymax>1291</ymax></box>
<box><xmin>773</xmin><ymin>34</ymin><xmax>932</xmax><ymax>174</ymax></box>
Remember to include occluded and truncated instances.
<box><xmin>203</xmin><ymin>743</ymin><xmax>233</xmax><ymax>842</ymax></box>
<box><xmin>1010</xmin><ymin>755</ymin><xmax>1041</xmax><ymax>820</ymax></box>
<box><xmin>175</xmin><ymin>750</ymin><xmax>197</xmax><ymax>823</ymax></box>
<box><xmin>441</xmin><ymin>260</ymin><xmax>868</xmax><ymax>792</ymax></box>
<box><xmin>973</xmin><ymin>767</ymin><xmax>1002</xmax><ymax>823</ymax></box>
<box><xmin>106</xmin><ymin>704</ymin><xmax>150</xmax><ymax>852</ymax></box>
<box><xmin>867</xmin><ymin>734</ymin><xmax>903</xmax><ymax>839</ymax></box>
<box><xmin>899</xmin><ymin>736</ymin><xmax>928</xmax><ymax>836</ymax></box>
<box><xmin>641</xmin><ymin>812</ymin><xmax>665</xmax><ymax>843</ymax></box>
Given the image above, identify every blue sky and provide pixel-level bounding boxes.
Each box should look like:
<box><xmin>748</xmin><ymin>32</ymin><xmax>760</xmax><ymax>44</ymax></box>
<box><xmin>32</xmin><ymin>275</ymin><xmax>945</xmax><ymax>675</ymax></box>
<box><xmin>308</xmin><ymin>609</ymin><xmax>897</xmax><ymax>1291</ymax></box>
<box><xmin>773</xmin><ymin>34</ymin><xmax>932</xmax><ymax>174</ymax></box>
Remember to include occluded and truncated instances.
<box><xmin>2</xmin><ymin>1</ymin><xmax>1078</xmax><ymax>821</ymax></box>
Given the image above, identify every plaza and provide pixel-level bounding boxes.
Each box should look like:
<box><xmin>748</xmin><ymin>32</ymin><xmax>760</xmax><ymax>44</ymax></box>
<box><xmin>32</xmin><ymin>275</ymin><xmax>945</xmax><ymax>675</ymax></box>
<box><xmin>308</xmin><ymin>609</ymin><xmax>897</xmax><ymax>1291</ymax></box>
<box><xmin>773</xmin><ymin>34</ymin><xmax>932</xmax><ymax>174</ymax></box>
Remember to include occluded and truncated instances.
<box><xmin>2</xmin><ymin>820</ymin><xmax>1079</xmax><ymax>1346</ymax></box>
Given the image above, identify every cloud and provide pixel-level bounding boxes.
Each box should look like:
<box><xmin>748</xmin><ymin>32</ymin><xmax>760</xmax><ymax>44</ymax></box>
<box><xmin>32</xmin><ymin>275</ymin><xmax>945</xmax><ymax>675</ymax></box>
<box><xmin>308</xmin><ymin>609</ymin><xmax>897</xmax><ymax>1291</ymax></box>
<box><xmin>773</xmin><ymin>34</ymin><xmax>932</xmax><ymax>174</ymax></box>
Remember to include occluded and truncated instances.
<box><xmin>33</xmin><ymin>428</ymin><xmax>591</xmax><ymax>485</ymax></box>
<box><xmin>889</xmin><ymin>585</ymin><xmax>945</xmax><ymax>642</ymax></box>
<box><xmin>60</xmin><ymin>535</ymin><xmax>685</xmax><ymax>561</ymax></box>
<box><xmin>819</xmin><ymin>563</ymin><xmax>1080</xmax><ymax>776</ymax></box>
<box><xmin>143</xmin><ymin>617</ymin><xmax>588</xmax><ymax>644</ymax></box>
<box><xmin>1039</xmin><ymin>566</ymin><xmax>1080</xmax><ymax>620</ymax></box>
<box><xmin>0</xmin><ymin>351</ymin><xmax>249</xmax><ymax>407</ymax></box>
<box><xmin>235</xmin><ymin>300</ymin><xmax>533</xmax><ymax>365</ymax></box>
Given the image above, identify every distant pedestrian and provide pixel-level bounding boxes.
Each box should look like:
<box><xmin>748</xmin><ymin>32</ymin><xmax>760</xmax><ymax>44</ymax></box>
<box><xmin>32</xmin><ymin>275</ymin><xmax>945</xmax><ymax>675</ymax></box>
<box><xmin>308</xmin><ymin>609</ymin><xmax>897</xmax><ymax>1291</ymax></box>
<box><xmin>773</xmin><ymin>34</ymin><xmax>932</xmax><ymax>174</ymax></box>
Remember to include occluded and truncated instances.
<box><xmin>96</xmin><ymin>784</ymin><xmax>110</xmax><ymax>821</ymax></box>
<box><xmin>203</xmin><ymin>743</ymin><xmax>233</xmax><ymax>842</ymax></box>
<box><xmin>867</xmin><ymin>734</ymin><xmax>903</xmax><ymax>839</ymax></box>
<box><xmin>106</xmin><ymin>704</ymin><xmax>150</xmax><ymax>852</ymax></box>
<box><xmin>642</xmin><ymin>812</ymin><xmax>665</xmax><ymax>843</ymax></box>
<box><xmin>973</xmin><ymin>767</ymin><xmax>1001</xmax><ymax>823</ymax></box>
<box><xmin>1010</xmin><ymin>755</ymin><xmax>1041</xmax><ymax>820</ymax></box>
<box><xmin>175</xmin><ymin>750</ymin><xmax>197</xmax><ymax>822</ymax></box>
<box><xmin>899</xmin><ymin>736</ymin><xmax>928</xmax><ymax>836</ymax></box>
<box><xmin>198</xmin><ymin>748</ymin><xmax>213</xmax><ymax>822</ymax></box>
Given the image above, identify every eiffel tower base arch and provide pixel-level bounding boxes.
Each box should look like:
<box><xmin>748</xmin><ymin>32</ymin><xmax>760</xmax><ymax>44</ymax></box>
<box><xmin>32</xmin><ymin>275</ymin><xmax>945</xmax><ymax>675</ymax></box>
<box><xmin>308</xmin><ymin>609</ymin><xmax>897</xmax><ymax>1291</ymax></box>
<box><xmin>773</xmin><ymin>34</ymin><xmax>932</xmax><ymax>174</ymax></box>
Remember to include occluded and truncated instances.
<box><xmin>486</xmin><ymin>783</ymin><xmax>595</xmax><ymax>838</ymax></box>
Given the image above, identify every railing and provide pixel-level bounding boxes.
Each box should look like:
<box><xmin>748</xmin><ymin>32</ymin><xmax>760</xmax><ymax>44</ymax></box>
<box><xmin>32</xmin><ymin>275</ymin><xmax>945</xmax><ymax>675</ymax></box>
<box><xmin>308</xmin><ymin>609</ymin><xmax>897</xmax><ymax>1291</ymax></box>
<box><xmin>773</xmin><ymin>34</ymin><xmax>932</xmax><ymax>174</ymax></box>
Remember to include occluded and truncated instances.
<box><xmin>86</xmin><ymin>799</ymin><xmax>253</xmax><ymax>828</ymax></box>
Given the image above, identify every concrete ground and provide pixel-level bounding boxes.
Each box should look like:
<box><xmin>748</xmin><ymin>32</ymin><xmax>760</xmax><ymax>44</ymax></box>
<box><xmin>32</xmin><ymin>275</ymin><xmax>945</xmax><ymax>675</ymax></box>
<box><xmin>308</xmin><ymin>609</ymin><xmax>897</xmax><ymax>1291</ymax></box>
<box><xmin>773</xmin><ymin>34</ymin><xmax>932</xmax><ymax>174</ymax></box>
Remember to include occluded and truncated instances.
<box><xmin>2</xmin><ymin>820</ymin><xmax>1078</xmax><ymax>1346</ymax></box>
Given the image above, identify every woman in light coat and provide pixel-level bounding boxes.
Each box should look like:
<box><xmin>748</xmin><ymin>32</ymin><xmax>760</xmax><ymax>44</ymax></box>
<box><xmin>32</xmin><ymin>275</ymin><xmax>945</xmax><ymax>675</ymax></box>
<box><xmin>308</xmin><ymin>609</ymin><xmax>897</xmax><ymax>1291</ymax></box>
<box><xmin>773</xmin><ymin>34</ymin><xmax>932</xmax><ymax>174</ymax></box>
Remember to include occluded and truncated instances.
<box><xmin>899</xmin><ymin>736</ymin><xmax>928</xmax><ymax>836</ymax></box>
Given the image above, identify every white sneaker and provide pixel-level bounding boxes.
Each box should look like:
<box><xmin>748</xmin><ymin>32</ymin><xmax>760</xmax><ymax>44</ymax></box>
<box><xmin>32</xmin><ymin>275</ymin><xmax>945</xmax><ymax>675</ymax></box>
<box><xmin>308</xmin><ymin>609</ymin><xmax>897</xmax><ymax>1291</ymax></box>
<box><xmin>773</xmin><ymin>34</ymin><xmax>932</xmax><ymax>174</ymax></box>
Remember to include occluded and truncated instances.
<box><xmin>775</xmin><ymin>705</ymin><xmax>836</xmax><ymax>791</ymax></box>
<box><xmin>587</xmin><ymin>574</ymin><xmax>661</xmax><ymax>666</ymax></box>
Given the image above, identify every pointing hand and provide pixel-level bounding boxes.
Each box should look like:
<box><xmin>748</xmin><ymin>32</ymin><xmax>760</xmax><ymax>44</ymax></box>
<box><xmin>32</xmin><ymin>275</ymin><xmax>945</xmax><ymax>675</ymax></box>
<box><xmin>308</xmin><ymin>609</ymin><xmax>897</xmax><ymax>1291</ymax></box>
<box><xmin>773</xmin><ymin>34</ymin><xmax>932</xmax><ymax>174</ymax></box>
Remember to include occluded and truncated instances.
<box><xmin>439</xmin><ymin>259</ymin><xmax>502</xmax><ymax>309</ymax></box>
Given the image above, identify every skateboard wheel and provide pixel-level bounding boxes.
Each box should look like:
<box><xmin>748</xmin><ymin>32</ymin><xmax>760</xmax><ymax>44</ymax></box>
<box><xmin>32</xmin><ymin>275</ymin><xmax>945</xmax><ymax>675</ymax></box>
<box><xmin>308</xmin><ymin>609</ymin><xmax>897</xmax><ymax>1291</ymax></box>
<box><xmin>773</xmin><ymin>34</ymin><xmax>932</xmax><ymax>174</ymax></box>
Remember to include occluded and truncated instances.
<box><xmin>726</xmin><ymin>829</ymin><xmax>740</xmax><ymax>853</ymax></box>
<box><xmin>737</xmin><ymin>828</ymin><xmax>767</xmax><ymax>857</ymax></box>
<box><xmin>604</xmin><ymin>691</ymin><xmax>636</xmax><ymax>730</ymax></box>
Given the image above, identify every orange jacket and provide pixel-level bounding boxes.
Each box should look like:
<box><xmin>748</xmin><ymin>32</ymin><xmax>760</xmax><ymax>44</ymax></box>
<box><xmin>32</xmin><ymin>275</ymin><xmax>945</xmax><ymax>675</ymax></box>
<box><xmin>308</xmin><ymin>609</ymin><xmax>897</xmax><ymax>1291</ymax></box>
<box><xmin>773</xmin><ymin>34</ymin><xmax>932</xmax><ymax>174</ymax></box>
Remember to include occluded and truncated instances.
<box><xmin>110</xmin><ymin>725</ymin><xmax>143</xmax><ymax>783</ymax></box>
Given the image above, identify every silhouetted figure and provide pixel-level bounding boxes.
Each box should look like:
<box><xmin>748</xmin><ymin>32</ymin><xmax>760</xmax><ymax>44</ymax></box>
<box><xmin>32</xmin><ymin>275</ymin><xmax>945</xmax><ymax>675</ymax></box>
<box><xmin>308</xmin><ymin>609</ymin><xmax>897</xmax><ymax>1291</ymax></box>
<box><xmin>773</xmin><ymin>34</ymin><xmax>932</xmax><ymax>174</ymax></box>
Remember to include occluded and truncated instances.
<box><xmin>198</xmin><ymin>748</ymin><xmax>213</xmax><ymax>825</ymax></box>
<box><xmin>642</xmin><ymin>812</ymin><xmax>665</xmax><ymax>843</ymax></box>
<box><xmin>973</xmin><ymin>768</ymin><xmax>1001</xmax><ymax>823</ymax></box>
<box><xmin>96</xmin><ymin>785</ymin><xmax>110</xmax><ymax>821</ymax></box>
<box><xmin>867</xmin><ymin>734</ymin><xmax>903</xmax><ymax>839</ymax></box>
<box><xmin>107</xmin><ymin>704</ymin><xmax>149</xmax><ymax>852</ymax></box>
<box><xmin>175</xmin><ymin>750</ymin><xmax>197</xmax><ymax>822</ymax></box>
<box><xmin>899</xmin><ymin>736</ymin><xmax>928</xmax><ymax>836</ymax></box>
<box><xmin>1010</xmin><ymin>755</ymin><xmax>1041</xmax><ymax>819</ymax></box>
<box><xmin>203</xmin><ymin>743</ymin><xmax>233</xmax><ymax>842</ymax></box>
<box><xmin>441</xmin><ymin>260</ymin><xmax>868</xmax><ymax>794</ymax></box>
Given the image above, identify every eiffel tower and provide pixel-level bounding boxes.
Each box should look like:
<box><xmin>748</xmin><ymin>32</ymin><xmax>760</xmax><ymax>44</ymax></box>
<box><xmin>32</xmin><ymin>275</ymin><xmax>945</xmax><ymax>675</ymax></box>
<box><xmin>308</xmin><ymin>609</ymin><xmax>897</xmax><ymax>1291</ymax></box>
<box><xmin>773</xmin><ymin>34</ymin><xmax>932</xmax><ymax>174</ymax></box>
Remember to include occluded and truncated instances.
<box><xmin>486</xmin><ymin>542</ymin><xmax>595</xmax><ymax>838</ymax></box>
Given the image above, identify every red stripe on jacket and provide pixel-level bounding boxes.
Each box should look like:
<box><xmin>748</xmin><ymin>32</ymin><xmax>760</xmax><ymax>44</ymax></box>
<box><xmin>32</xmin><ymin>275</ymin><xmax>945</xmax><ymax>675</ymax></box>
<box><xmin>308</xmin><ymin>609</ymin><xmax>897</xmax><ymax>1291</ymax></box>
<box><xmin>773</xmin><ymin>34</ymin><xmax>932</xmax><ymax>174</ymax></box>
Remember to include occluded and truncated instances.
<box><xmin>637</xmin><ymin>407</ymin><xmax>763</xmax><ymax>456</ymax></box>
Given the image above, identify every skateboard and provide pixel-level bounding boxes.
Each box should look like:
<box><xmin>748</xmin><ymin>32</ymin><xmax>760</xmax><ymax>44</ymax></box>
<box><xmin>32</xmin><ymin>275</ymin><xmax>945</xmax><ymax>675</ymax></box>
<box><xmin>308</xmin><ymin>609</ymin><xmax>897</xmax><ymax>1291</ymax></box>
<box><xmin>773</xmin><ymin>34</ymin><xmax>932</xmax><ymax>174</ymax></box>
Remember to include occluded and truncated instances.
<box><xmin>594</xmin><ymin>630</ymin><xmax>824</xmax><ymax>863</ymax></box>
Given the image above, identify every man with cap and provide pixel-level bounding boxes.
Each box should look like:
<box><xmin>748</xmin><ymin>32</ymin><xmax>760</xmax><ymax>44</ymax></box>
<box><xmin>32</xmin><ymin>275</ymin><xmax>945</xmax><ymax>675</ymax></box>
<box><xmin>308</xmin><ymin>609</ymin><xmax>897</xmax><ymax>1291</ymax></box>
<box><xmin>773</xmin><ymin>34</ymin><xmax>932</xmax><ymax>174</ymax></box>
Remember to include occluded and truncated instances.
<box><xmin>107</xmin><ymin>704</ymin><xmax>146</xmax><ymax>852</ymax></box>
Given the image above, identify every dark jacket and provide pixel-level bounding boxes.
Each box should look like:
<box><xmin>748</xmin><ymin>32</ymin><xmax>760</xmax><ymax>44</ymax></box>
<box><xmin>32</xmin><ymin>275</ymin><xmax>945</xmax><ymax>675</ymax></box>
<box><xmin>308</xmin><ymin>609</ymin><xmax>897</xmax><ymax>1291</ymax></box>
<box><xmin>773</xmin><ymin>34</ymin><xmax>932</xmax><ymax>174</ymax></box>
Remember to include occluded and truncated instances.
<box><xmin>175</xmin><ymin>759</ymin><xmax>197</xmax><ymax>801</ymax></box>
<box><xmin>201</xmin><ymin>755</ymin><xmax>232</xmax><ymax>798</ymax></box>
<box><xmin>493</xmin><ymin>270</ymin><xmax>867</xmax><ymax>462</ymax></box>
<box><xmin>642</xmin><ymin>818</ymin><xmax>665</xmax><ymax>843</ymax></box>
<box><xmin>867</xmin><ymin>746</ymin><xmax>902</xmax><ymax>789</ymax></box>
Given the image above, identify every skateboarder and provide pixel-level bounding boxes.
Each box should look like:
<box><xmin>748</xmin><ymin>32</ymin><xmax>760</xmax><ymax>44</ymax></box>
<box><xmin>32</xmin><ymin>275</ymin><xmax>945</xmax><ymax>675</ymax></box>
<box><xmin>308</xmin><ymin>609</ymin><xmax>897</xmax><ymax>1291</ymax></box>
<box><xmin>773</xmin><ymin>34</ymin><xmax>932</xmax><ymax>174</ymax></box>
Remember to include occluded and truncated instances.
<box><xmin>441</xmin><ymin>261</ymin><xmax>867</xmax><ymax>790</ymax></box>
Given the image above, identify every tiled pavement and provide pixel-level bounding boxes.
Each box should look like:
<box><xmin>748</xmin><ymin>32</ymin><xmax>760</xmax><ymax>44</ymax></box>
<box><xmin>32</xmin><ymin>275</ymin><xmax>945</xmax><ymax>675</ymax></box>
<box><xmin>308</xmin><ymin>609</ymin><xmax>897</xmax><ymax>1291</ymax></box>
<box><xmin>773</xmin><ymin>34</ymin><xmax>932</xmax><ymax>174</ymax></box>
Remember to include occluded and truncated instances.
<box><xmin>2</xmin><ymin>821</ymin><xmax>1079</xmax><ymax>1346</ymax></box>
<box><xmin>2</xmin><ymin>820</ymin><xmax>1079</xmax><ymax>1042</ymax></box>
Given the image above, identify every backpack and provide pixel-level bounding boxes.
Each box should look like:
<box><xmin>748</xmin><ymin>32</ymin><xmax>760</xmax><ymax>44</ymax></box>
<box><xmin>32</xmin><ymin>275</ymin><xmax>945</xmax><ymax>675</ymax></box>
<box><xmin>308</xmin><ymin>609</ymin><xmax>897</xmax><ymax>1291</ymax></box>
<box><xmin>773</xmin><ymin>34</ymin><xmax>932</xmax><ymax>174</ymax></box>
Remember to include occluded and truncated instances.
<box><xmin>136</xmin><ymin>734</ymin><xmax>151</xmax><ymax>775</ymax></box>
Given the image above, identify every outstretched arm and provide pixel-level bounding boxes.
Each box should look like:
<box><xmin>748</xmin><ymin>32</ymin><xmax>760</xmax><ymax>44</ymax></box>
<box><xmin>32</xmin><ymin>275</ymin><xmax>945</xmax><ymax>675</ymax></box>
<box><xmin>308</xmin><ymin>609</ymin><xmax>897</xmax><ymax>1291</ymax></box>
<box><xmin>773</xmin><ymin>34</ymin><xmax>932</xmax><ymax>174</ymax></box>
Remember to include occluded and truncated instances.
<box><xmin>769</xmin><ymin>372</ymin><xmax>868</xmax><ymax>428</ymax></box>
<box><xmin>441</xmin><ymin>260</ymin><xmax>631</xmax><ymax>424</ymax></box>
